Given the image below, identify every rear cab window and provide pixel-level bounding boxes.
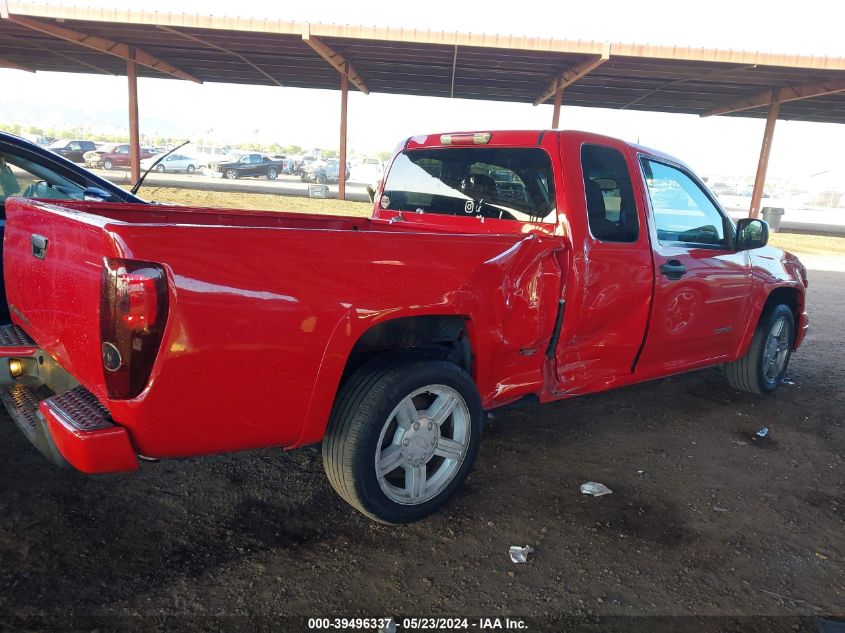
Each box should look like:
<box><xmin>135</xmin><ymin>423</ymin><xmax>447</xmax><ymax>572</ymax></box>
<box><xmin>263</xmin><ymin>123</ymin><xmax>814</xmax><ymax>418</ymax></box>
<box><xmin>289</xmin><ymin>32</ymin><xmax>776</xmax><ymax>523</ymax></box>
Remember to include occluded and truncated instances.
<box><xmin>580</xmin><ymin>144</ymin><xmax>639</xmax><ymax>243</ymax></box>
<box><xmin>381</xmin><ymin>147</ymin><xmax>556</xmax><ymax>223</ymax></box>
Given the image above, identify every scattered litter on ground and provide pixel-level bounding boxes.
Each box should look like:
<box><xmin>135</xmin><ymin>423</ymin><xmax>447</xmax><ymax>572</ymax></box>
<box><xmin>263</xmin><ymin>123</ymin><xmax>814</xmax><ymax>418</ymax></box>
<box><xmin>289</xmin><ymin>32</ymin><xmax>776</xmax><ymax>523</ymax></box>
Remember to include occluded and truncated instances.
<box><xmin>713</xmin><ymin>506</ymin><xmax>729</xmax><ymax>513</ymax></box>
<box><xmin>731</xmin><ymin>440</ymin><xmax>749</xmax><ymax>446</ymax></box>
<box><xmin>580</xmin><ymin>482</ymin><xmax>613</xmax><ymax>497</ymax></box>
<box><xmin>781</xmin><ymin>376</ymin><xmax>795</xmax><ymax>385</ymax></box>
<box><xmin>509</xmin><ymin>545</ymin><xmax>534</xmax><ymax>563</ymax></box>
<box><xmin>756</xmin><ymin>427</ymin><xmax>769</xmax><ymax>438</ymax></box>
<box><xmin>816</xmin><ymin>552</ymin><xmax>830</xmax><ymax>561</ymax></box>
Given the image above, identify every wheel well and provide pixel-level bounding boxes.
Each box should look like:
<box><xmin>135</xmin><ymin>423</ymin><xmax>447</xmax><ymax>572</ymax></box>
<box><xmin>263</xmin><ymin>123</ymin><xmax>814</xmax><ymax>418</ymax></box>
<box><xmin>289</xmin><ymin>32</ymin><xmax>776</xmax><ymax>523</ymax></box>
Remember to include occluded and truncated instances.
<box><xmin>764</xmin><ymin>287</ymin><xmax>801</xmax><ymax>323</ymax></box>
<box><xmin>340</xmin><ymin>316</ymin><xmax>472</xmax><ymax>385</ymax></box>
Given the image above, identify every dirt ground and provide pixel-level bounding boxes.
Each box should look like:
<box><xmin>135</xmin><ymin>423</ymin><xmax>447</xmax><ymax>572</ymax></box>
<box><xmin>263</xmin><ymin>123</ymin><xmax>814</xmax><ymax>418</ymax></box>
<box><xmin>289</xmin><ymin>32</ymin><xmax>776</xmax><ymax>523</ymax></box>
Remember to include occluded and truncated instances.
<box><xmin>0</xmin><ymin>193</ymin><xmax>843</xmax><ymax>631</ymax></box>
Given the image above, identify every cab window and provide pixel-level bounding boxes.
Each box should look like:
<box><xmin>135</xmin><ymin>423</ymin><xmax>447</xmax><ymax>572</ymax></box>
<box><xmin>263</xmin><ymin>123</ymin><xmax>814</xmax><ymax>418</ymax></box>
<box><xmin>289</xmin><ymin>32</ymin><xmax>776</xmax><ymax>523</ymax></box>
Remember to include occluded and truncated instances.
<box><xmin>580</xmin><ymin>144</ymin><xmax>639</xmax><ymax>243</ymax></box>
<box><xmin>641</xmin><ymin>159</ymin><xmax>728</xmax><ymax>247</ymax></box>
<box><xmin>381</xmin><ymin>147</ymin><xmax>556</xmax><ymax>223</ymax></box>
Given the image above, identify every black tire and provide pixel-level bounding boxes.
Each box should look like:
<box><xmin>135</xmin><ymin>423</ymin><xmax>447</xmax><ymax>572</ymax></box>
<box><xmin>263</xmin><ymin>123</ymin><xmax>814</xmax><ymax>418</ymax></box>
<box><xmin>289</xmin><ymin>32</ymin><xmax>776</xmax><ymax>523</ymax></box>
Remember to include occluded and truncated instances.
<box><xmin>186</xmin><ymin>164</ymin><xmax>196</xmax><ymax>174</ymax></box>
<box><xmin>322</xmin><ymin>356</ymin><xmax>483</xmax><ymax>524</ymax></box>
<box><xmin>266</xmin><ymin>167</ymin><xmax>278</xmax><ymax>180</ymax></box>
<box><xmin>316</xmin><ymin>174</ymin><xmax>328</xmax><ymax>185</ymax></box>
<box><xmin>726</xmin><ymin>303</ymin><xmax>795</xmax><ymax>395</ymax></box>
<box><xmin>103</xmin><ymin>159</ymin><xmax>113</xmax><ymax>170</ymax></box>
<box><xmin>225</xmin><ymin>169</ymin><xmax>238</xmax><ymax>180</ymax></box>
<box><xmin>155</xmin><ymin>164</ymin><xmax>165</xmax><ymax>172</ymax></box>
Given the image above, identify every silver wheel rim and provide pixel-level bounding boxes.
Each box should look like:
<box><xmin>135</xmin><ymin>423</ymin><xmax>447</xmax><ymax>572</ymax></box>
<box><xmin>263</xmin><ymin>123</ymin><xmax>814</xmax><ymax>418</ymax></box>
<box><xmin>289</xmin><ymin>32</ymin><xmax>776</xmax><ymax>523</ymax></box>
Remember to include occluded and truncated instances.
<box><xmin>374</xmin><ymin>384</ymin><xmax>470</xmax><ymax>505</ymax></box>
<box><xmin>763</xmin><ymin>316</ymin><xmax>791</xmax><ymax>382</ymax></box>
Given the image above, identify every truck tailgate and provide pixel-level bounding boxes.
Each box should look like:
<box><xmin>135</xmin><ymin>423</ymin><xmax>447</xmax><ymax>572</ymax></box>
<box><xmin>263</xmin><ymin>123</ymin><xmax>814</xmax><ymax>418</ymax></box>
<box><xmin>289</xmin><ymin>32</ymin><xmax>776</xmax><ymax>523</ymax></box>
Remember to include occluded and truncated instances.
<box><xmin>3</xmin><ymin>198</ymin><xmax>117</xmax><ymax>402</ymax></box>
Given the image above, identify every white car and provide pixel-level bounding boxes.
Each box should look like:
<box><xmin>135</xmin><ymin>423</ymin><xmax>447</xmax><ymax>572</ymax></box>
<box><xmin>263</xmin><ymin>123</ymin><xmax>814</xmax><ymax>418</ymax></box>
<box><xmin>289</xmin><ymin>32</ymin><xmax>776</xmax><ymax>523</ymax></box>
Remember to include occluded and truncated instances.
<box><xmin>140</xmin><ymin>153</ymin><xmax>197</xmax><ymax>174</ymax></box>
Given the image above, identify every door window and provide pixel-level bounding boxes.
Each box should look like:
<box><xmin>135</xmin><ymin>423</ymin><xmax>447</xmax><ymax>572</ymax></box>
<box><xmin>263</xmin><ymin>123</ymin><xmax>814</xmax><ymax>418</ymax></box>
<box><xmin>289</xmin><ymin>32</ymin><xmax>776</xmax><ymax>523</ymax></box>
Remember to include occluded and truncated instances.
<box><xmin>580</xmin><ymin>144</ymin><xmax>638</xmax><ymax>242</ymax></box>
<box><xmin>641</xmin><ymin>159</ymin><xmax>728</xmax><ymax>247</ymax></box>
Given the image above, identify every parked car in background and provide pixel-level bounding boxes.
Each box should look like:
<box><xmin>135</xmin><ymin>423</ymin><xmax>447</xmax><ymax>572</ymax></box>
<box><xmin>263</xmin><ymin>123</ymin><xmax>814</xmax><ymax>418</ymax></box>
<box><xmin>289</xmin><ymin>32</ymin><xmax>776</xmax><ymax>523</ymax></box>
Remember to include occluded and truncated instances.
<box><xmin>0</xmin><ymin>131</ymin><xmax>145</xmax><ymax>323</ymax></box>
<box><xmin>46</xmin><ymin>139</ymin><xmax>97</xmax><ymax>163</ymax></box>
<box><xmin>84</xmin><ymin>144</ymin><xmax>114</xmax><ymax>168</ymax></box>
<box><xmin>300</xmin><ymin>158</ymin><xmax>351</xmax><ymax>184</ymax></box>
<box><xmin>206</xmin><ymin>153</ymin><xmax>286</xmax><ymax>180</ymax></box>
<box><xmin>140</xmin><ymin>153</ymin><xmax>197</xmax><ymax>174</ymax></box>
<box><xmin>185</xmin><ymin>144</ymin><xmax>238</xmax><ymax>169</ymax></box>
<box><xmin>92</xmin><ymin>144</ymin><xmax>157</xmax><ymax>170</ymax></box>
<box><xmin>353</xmin><ymin>156</ymin><xmax>384</xmax><ymax>184</ymax></box>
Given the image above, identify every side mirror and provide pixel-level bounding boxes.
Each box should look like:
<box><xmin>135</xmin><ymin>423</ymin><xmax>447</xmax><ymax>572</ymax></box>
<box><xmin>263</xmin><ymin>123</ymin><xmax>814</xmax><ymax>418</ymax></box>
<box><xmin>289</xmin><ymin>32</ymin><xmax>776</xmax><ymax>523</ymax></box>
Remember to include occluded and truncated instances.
<box><xmin>735</xmin><ymin>218</ymin><xmax>769</xmax><ymax>251</ymax></box>
<box><xmin>82</xmin><ymin>187</ymin><xmax>114</xmax><ymax>202</ymax></box>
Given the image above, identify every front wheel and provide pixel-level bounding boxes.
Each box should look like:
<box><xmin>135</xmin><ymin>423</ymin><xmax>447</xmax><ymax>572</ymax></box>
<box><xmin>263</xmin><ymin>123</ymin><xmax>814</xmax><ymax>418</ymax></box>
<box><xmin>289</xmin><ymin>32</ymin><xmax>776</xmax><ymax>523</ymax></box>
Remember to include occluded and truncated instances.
<box><xmin>155</xmin><ymin>164</ymin><xmax>165</xmax><ymax>172</ymax></box>
<box><xmin>224</xmin><ymin>169</ymin><xmax>238</xmax><ymax>180</ymax></box>
<box><xmin>102</xmin><ymin>159</ymin><xmax>113</xmax><ymax>170</ymax></box>
<box><xmin>726</xmin><ymin>303</ymin><xmax>795</xmax><ymax>395</ymax></box>
<box><xmin>322</xmin><ymin>357</ymin><xmax>483</xmax><ymax>524</ymax></box>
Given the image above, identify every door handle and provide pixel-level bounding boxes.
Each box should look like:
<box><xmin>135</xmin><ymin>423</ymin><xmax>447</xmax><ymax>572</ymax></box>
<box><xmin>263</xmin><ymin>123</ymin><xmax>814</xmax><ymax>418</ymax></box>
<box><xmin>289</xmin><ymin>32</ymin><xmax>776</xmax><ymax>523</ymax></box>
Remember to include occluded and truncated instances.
<box><xmin>660</xmin><ymin>259</ymin><xmax>687</xmax><ymax>280</ymax></box>
<box><xmin>31</xmin><ymin>234</ymin><xmax>48</xmax><ymax>260</ymax></box>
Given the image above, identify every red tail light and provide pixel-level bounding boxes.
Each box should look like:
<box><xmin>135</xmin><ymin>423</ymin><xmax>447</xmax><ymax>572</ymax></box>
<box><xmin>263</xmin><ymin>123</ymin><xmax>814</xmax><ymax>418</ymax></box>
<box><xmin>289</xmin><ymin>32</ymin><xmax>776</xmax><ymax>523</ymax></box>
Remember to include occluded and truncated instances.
<box><xmin>100</xmin><ymin>258</ymin><xmax>169</xmax><ymax>399</ymax></box>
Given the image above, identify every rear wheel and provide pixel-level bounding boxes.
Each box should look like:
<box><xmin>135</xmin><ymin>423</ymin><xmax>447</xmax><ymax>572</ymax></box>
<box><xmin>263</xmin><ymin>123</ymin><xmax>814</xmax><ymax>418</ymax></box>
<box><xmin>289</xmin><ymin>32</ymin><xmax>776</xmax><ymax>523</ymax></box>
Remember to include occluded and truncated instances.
<box><xmin>322</xmin><ymin>357</ymin><xmax>482</xmax><ymax>524</ymax></box>
<box><xmin>266</xmin><ymin>167</ymin><xmax>278</xmax><ymax>180</ymax></box>
<box><xmin>726</xmin><ymin>303</ymin><xmax>795</xmax><ymax>395</ymax></box>
<box><xmin>186</xmin><ymin>164</ymin><xmax>196</xmax><ymax>174</ymax></box>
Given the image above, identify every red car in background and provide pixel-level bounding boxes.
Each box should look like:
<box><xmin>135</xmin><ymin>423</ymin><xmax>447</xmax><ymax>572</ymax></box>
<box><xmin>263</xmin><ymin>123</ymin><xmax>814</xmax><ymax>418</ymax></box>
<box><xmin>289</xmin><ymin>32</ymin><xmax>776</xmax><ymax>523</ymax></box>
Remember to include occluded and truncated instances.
<box><xmin>84</xmin><ymin>143</ymin><xmax>156</xmax><ymax>170</ymax></box>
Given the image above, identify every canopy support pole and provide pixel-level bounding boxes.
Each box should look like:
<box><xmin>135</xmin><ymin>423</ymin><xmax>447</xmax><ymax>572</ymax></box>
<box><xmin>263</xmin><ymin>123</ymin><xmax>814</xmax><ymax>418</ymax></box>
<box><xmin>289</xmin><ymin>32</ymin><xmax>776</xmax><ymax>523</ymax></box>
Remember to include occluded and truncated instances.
<box><xmin>749</xmin><ymin>94</ymin><xmax>780</xmax><ymax>219</ymax></box>
<box><xmin>551</xmin><ymin>78</ymin><xmax>563</xmax><ymax>128</ymax></box>
<box><xmin>127</xmin><ymin>48</ymin><xmax>140</xmax><ymax>184</ymax></box>
<box><xmin>339</xmin><ymin>72</ymin><xmax>348</xmax><ymax>201</ymax></box>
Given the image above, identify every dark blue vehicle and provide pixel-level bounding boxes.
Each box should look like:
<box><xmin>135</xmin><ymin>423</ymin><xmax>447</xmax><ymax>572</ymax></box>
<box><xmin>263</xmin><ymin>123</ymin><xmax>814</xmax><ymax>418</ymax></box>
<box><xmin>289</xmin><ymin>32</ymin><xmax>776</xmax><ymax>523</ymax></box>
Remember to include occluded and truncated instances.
<box><xmin>0</xmin><ymin>132</ymin><xmax>146</xmax><ymax>323</ymax></box>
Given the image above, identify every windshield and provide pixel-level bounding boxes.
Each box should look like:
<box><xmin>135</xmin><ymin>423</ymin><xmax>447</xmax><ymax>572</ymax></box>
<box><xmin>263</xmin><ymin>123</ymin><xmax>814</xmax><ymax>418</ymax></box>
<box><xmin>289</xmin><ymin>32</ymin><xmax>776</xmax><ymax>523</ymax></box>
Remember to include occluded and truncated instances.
<box><xmin>381</xmin><ymin>147</ymin><xmax>556</xmax><ymax>222</ymax></box>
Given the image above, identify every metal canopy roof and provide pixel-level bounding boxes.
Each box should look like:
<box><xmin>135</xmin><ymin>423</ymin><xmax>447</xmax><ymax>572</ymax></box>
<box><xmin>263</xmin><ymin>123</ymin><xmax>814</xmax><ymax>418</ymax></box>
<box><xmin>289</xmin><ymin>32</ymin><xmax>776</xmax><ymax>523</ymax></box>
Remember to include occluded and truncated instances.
<box><xmin>1</xmin><ymin>2</ymin><xmax>845</xmax><ymax>124</ymax></box>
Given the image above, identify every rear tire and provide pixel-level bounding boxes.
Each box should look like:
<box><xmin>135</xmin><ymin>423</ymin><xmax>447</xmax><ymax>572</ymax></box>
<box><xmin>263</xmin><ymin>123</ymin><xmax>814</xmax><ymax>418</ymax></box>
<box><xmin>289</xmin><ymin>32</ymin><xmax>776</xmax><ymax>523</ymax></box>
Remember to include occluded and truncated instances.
<box><xmin>726</xmin><ymin>303</ymin><xmax>794</xmax><ymax>395</ymax></box>
<box><xmin>266</xmin><ymin>167</ymin><xmax>278</xmax><ymax>180</ymax></box>
<box><xmin>322</xmin><ymin>356</ymin><xmax>483</xmax><ymax>524</ymax></box>
<box><xmin>186</xmin><ymin>164</ymin><xmax>196</xmax><ymax>174</ymax></box>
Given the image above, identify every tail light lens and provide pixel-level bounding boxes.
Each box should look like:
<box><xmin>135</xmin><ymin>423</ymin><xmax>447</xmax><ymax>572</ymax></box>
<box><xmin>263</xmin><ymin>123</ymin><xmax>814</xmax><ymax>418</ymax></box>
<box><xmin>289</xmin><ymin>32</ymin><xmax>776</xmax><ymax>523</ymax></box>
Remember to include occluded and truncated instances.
<box><xmin>100</xmin><ymin>258</ymin><xmax>169</xmax><ymax>399</ymax></box>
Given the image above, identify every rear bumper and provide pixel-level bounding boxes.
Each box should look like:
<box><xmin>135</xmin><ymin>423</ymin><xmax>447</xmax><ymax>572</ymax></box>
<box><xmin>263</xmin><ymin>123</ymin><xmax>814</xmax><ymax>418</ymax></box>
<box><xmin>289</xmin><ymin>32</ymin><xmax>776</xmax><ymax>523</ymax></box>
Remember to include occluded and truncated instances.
<box><xmin>0</xmin><ymin>326</ymin><xmax>138</xmax><ymax>474</ymax></box>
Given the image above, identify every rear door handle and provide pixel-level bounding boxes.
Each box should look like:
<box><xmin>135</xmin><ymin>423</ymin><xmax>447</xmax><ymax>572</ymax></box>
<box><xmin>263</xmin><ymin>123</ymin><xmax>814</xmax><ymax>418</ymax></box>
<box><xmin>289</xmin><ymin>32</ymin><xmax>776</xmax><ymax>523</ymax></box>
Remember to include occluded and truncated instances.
<box><xmin>660</xmin><ymin>259</ymin><xmax>687</xmax><ymax>280</ymax></box>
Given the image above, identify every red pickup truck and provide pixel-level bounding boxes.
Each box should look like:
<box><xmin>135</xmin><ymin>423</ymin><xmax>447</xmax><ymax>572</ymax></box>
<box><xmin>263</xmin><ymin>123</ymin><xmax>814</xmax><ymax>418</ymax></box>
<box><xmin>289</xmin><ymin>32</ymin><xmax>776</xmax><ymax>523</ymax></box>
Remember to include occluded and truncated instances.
<box><xmin>0</xmin><ymin>130</ymin><xmax>808</xmax><ymax>523</ymax></box>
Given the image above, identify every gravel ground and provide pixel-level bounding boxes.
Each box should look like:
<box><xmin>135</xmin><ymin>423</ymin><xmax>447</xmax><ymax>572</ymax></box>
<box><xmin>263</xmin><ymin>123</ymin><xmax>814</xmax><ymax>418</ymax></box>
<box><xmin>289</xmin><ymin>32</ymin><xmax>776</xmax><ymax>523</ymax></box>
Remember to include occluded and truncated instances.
<box><xmin>0</xmin><ymin>220</ymin><xmax>842</xmax><ymax>632</ymax></box>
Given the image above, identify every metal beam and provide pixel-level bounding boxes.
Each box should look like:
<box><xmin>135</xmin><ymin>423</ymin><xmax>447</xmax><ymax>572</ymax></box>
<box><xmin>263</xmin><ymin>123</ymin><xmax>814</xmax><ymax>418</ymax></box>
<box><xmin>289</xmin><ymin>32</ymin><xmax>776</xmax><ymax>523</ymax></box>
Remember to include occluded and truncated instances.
<box><xmin>450</xmin><ymin>45</ymin><xmax>458</xmax><ymax>98</ymax></box>
<box><xmin>703</xmin><ymin>78</ymin><xmax>845</xmax><ymax>117</ymax></box>
<box><xmin>302</xmin><ymin>31</ymin><xmax>369</xmax><ymax>94</ymax></box>
<box><xmin>749</xmin><ymin>93</ymin><xmax>779</xmax><ymax>219</ymax></box>
<box><xmin>4</xmin><ymin>15</ymin><xmax>201</xmax><ymax>83</ymax></box>
<box><xmin>157</xmin><ymin>25</ymin><xmax>282</xmax><ymax>87</ymax></box>
<box><xmin>0</xmin><ymin>56</ymin><xmax>33</xmax><ymax>72</ymax></box>
<box><xmin>534</xmin><ymin>45</ymin><xmax>610</xmax><ymax>106</ymax></box>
